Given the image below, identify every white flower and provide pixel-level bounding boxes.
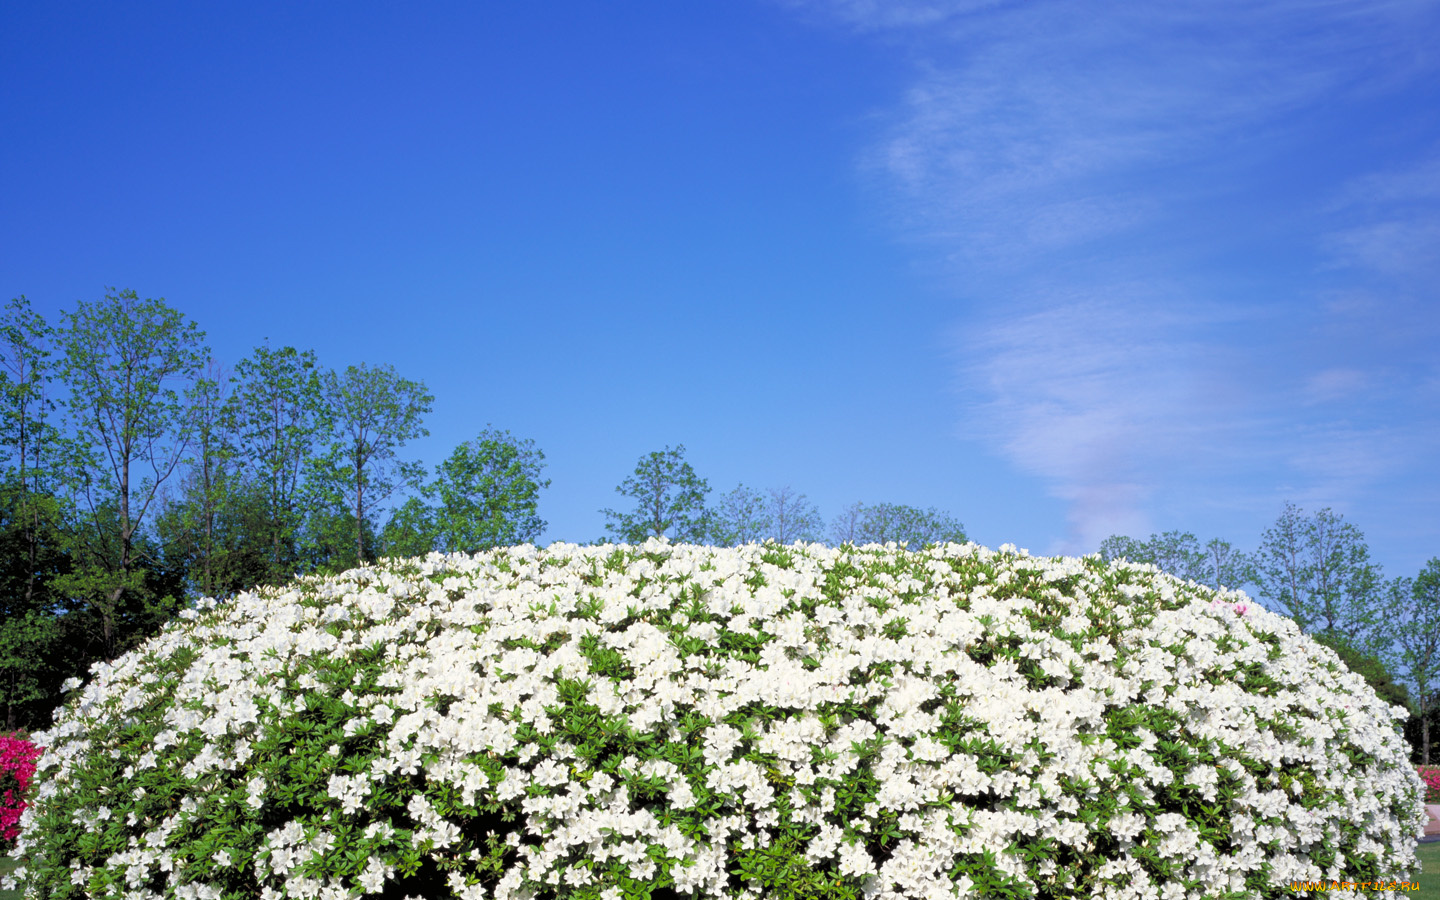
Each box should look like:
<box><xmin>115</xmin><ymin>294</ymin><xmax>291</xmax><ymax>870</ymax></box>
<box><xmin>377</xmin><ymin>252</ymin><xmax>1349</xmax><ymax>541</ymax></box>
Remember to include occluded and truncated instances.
<box><xmin>15</xmin><ymin>541</ymin><xmax>1424</xmax><ymax>900</ymax></box>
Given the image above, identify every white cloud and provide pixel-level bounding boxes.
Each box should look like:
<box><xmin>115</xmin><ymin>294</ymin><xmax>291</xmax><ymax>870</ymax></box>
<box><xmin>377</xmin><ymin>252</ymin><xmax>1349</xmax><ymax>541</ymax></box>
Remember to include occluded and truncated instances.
<box><xmin>1328</xmin><ymin>154</ymin><xmax>1440</xmax><ymax>209</ymax></box>
<box><xmin>1302</xmin><ymin>368</ymin><xmax>1372</xmax><ymax>405</ymax></box>
<box><xmin>857</xmin><ymin>1</ymin><xmax>1436</xmax><ymax>262</ymax></box>
<box><xmin>793</xmin><ymin>0</ymin><xmax>1440</xmax><ymax>554</ymax></box>
<box><xmin>776</xmin><ymin>0</ymin><xmax>1008</xmax><ymax>31</ymax></box>
<box><xmin>944</xmin><ymin>280</ymin><xmax>1438</xmax><ymax>555</ymax></box>
<box><xmin>1322</xmin><ymin>151</ymin><xmax>1440</xmax><ymax>286</ymax></box>
<box><xmin>1283</xmin><ymin>423</ymin><xmax>1414</xmax><ymax>494</ymax></box>
<box><xmin>942</xmin><ymin>288</ymin><xmax>1270</xmax><ymax>553</ymax></box>
<box><xmin>1324</xmin><ymin>218</ymin><xmax>1440</xmax><ymax>282</ymax></box>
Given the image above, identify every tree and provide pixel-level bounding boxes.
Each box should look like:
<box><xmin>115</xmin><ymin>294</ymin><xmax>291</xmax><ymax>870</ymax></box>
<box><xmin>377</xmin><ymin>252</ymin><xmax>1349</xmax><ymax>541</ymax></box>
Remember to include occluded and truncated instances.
<box><xmin>707</xmin><ymin>484</ymin><xmax>772</xmax><ymax>547</ymax></box>
<box><xmin>1099</xmin><ymin>531</ymin><xmax>1253</xmax><ymax>589</ymax></box>
<box><xmin>829</xmin><ymin>502</ymin><xmax>866</xmax><ymax>546</ymax></box>
<box><xmin>429</xmin><ymin>427</ymin><xmax>550</xmax><ymax>553</ymax></box>
<box><xmin>1396</xmin><ymin>560</ymin><xmax>1440</xmax><ymax>764</ymax></box>
<box><xmin>52</xmin><ymin>289</ymin><xmax>208</xmax><ymax>660</ymax></box>
<box><xmin>297</xmin><ymin>507</ymin><xmax>380</xmax><ymax>577</ymax></box>
<box><xmin>1097</xmin><ymin>534</ymin><xmax>1147</xmax><ymax>566</ymax></box>
<box><xmin>765</xmin><ymin>485</ymin><xmax>824</xmax><ymax>544</ymax></box>
<box><xmin>0</xmin><ymin>296</ymin><xmax>72</xmax><ymax>614</ymax></box>
<box><xmin>227</xmin><ymin>343</ymin><xmax>328</xmax><ymax>584</ymax></box>
<box><xmin>0</xmin><ymin>478</ymin><xmax>72</xmax><ymax>732</ymax></box>
<box><xmin>1201</xmin><ymin>537</ymin><xmax>1254</xmax><ymax>590</ymax></box>
<box><xmin>156</xmin><ymin>359</ymin><xmax>245</xmax><ymax>599</ymax></box>
<box><xmin>864</xmin><ymin>502</ymin><xmax>966</xmax><ymax>548</ymax></box>
<box><xmin>153</xmin><ymin>469</ymin><xmax>274</xmax><ymax>602</ymax></box>
<box><xmin>600</xmin><ymin>444</ymin><xmax>711</xmax><ymax>544</ymax></box>
<box><xmin>305</xmin><ymin>363</ymin><xmax>433</xmax><ymax>566</ymax></box>
<box><xmin>0</xmin><ymin>297</ymin><xmax>74</xmax><ymax>726</ymax></box>
<box><xmin>1099</xmin><ymin>530</ymin><xmax>1205</xmax><ymax>582</ymax></box>
<box><xmin>1253</xmin><ymin>502</ymin><xmax>1388</xmax><ymax>659</ymax></box>
<box><xmin>51</xmin><ymin>495</ymin><xmax>188</xmax><ymax>660</ymax></box>
<box><xmin>830</xmin><ymin>501</ymin><xmax>967</xmax><ymax>549</ymax></box>
<box><xmin>378</xmin><ymin>496</ymin><xmax>438</xmax><ymax>560</ymax></box>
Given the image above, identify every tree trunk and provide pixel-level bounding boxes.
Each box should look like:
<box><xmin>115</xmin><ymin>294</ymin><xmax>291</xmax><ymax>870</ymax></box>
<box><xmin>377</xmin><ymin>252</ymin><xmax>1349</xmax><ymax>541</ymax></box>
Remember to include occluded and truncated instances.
<box><xmin>203</xmin><ymin>448</ymin><xmax>214</xmax><ymax>596</ymax></box>
<box><xmin>105</xmin><ymin>583</ymin><xmax>123</xmax><ymax>660</ymax></box>
<box><xmin>272</xmin><ymin>415</ymin><xmax>283</xmax><ymax>575</ymax></box>
<box><xmin>355</xmin><ymin>442</ymin><xmax>365</xmax><ymax>563</ymax></box>
<box><xmin>1425</xmin><ymin>711</ymin><xmax>1431</xmax><ymax>767</ymax></box>
<box><xmin>19</xmin><ymin>414</ymin><xmax>33</xmax><ymax>610</ymax></box>
<box><xmin>25</xmin><ymin>497</ymin><xmax>38</xmax><ymax>610</ymax></box>
<box><xmin>114</xmin><ymin>424</ymin><xmax>133</xmax><ymax>659</ymax></box>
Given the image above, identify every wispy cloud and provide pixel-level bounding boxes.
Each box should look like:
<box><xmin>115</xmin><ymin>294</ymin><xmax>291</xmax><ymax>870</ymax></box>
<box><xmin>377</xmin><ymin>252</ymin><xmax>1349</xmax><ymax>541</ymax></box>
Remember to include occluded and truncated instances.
<box><xmin>777</xmin><ymin>0</ymin><xmax>1007</xmax><ymax>32</ymax></box>
<box><xmin>1322</xmin><ymin>151</ymin><xmax>1440</xmax><ymax>287</ymax></box>
<box><xmin>792</xmin><ymin>0</ymin><xmax>1440</xmax><ymax>556</ymax></box>
<box><xmin>942</xmin><ymin>286</ymin><xmax>1275</xmax><ymax>552</ymax></box>
<box><xmin>1302</xmin><ymin>368</ymin><xmax>1373</xmax><ymax>406</ymax></box>
<box><xmin>856</xmin><ymin>1</ymin><xmax>1434</xmax><ymax>260</ymax></box>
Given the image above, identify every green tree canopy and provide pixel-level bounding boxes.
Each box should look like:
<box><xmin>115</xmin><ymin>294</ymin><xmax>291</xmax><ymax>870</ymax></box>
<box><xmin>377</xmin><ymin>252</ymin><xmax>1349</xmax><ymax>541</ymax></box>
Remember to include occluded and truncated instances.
<box><xmin>154</xmin><ymin>359</ymin><xmax>248</xmax><ymax>600</ymax></box>
<box><xmin>298</xmin><ymin>507</ymin><xmax>380</xmax><ymax>577</ymax></box>
<box><xmin>228</xmin><ymin>342</ymin><xmax>327</xmax><ymax>583</ymax></box>
<box><xmin>1395</xmin><ymin>559</ymin><xmax>1440</xmax><ymax>764</ymax></box>
<box><xmin>0</xmin><ymin>294</ymin><xmax>74</xmax><ymax>592</ymax></box>
<box><xmin>829</xmin><ymin>501</ymin><xmax>866</xmax><ymax>546</ymax></box>
<box><xmin>707</xmin><ymin>483</ymin><xmax>771</xmax><ymax>547</ymax></box>
<box><xmin>764</xmin><ymin>485</ymin><xmax>824</xmax><ymax>544</ymax></box>
<box><xmin>154</xmin><ymin>470</ymin><xmax>274</xmax><ymax>602</ymax></box>
<box><xmin>378</xmin><ymin>495</ymin><xmax>438</xmax><ymax>561</ymax></box>
<box><xmin>52</xmin><ymin>289</ymin><xmax>208</xmax><ymax>660</ymax></box>
<box><xmin>0</xmin><ymin>477</ymin><xmax>72</xmax><ymax>731</ymax></box>
<box><xmin>304</xmin><ymin>362</ymin><xmax>433</xmax><ymax>566</ymax></box>
<box><xmin>1098</xmin><ymin>530</ymin><xmax>1254</xmax><ymax>589</ymax></box>
<box><xmin>0</xmin><ymin>296</ymin><xmax>69</xmax><ymax>497</ymax></box>
<box><xmin>1099</xmin><ymin>530</ymin><xmax>1207</xmax><ymax>582</ymax></box>
<box><xmin>600</xmin><ymin>444</ymin><xmax>711</xmax><ymax>544</ymax></box>
<box><xmin>429</xmin><ymin>427</ymin><xmax>550</xmax><ymax>554</ymax></box>
<box><xmin>830</xmin><ymin>501</ymin><xmax>967</xmax><ymax>549</ymax></box>
<box><xmin>1253</xmin><ymin>502</ymin><xmax>1388</xmax><ymax>660</ymax></box>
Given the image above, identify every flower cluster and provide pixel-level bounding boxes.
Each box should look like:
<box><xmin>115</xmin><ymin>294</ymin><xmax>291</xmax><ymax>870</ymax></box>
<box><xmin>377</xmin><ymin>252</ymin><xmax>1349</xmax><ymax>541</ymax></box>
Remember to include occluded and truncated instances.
<box><xmin>3</xmin><ymin>538</ymin><xmax>1427</xmax><ymax>900</ymax></box>
<box><xmin>0</xmin><ymin>733</ymin><xmax>41</xmax><ymax>851</ymax></box>
<box><xmin>1416</xmin><ymin>766</ymin><xmax>1440</xmax><ymax>804</ymax></box>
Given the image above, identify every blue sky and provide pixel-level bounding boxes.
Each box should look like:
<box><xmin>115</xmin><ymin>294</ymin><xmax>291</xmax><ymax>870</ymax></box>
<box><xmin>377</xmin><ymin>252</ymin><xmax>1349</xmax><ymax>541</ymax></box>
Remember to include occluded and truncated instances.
<box><xmin>2</xmin><ymin>1</ymin><xmax>1437</xmax><ymax>587</ymax></box>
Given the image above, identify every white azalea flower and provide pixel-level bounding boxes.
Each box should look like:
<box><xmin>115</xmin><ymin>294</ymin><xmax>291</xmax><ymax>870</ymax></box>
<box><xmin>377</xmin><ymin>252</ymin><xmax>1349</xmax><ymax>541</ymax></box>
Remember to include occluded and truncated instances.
<box><xmin>9</xmin><ymin>541</ymin><xmax>1424</xmax><ymax>899</ymax></box>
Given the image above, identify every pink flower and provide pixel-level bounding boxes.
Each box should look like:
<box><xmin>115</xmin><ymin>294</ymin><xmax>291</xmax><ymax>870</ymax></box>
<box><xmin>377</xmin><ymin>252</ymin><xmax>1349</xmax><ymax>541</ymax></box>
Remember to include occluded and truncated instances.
<box><xmin>0</xmin><ymin>734</ymin><xmax>42</xmax><ymax>845</ymax></box>
<box><xmin>1209</xmin><ymin>598</ymin><xmax>1251</xmax><ymax>617</ymax></box>
<box><xmin>1416</xmin><ymin>766</ymin><xmax>1440</xmax><ymax>803</ymax></box>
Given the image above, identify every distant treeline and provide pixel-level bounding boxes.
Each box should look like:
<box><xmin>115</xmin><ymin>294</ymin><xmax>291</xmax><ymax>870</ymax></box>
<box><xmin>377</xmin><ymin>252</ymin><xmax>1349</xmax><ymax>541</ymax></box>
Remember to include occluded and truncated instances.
<box><xmin>0</xmin><ymin>291</ymin><xmax>967</xmax><ymax>736</ymax></box>
<box><xmin>2</xmin><ymin>290</ymin><xmax>1439</xmax><ymax>766</ymax></box>
<box><xmin>1094</xmin><ymin>520</ymin><xmax>1440</xmax><ymax>764</ymax></box>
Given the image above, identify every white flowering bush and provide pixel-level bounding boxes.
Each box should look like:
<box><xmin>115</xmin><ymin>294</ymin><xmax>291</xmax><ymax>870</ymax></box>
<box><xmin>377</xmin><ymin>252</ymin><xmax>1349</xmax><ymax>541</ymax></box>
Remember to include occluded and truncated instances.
<box><xmin>5</xmin><ymin>538</ymin><xmax>1427</xmax><ymax>900</ymax></box>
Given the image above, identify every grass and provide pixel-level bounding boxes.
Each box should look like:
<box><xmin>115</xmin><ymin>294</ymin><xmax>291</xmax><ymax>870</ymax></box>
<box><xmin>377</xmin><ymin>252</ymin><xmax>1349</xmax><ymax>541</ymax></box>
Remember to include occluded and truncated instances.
<box><xmin>1</xmin><ymin>846</ymin><xmax>1438</xmax><ymax>898</ymax></box>
<box><xmin>0</xmin><ymin>855</ymin><xmax>20</xmax><ymax>900</ymax></box>
<box><xmin>1416</xmin><ymin>841</ymin><xmax>1440</xmax><ymax>897</ymax></box>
